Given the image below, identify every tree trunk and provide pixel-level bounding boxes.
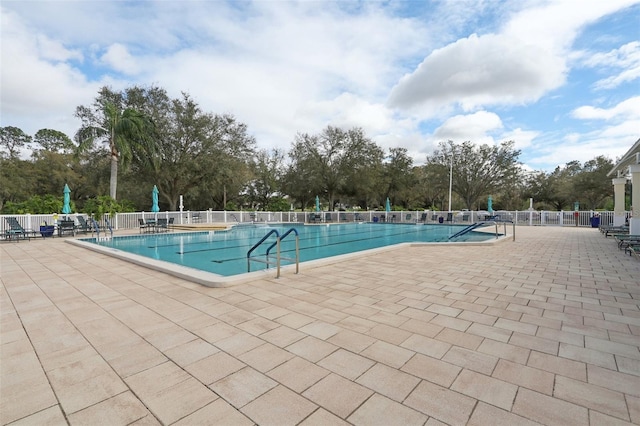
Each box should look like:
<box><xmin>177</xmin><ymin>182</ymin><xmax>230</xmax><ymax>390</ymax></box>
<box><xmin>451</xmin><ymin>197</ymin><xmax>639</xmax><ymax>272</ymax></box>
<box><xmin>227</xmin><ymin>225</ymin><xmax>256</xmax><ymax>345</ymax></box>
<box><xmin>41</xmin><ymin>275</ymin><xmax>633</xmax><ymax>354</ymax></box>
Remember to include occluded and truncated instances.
<box><xmin>109</xmin><ymin>153</ymin><xmax>118</xmax><ymax>200</ymax></box>
<box><xmin>223</xmin><ymin>184</ymin><xmax>227</xmax><ymax>210</ymax></box>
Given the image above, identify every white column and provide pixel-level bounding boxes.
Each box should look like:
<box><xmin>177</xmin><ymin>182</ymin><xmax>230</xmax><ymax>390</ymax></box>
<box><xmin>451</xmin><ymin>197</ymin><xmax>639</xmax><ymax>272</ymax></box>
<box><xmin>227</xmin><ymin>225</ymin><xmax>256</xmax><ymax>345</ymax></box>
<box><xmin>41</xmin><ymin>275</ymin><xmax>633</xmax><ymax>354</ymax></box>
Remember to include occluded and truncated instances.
<box><xmin>629</xmin><ymin>164</ymin><xmax>640</xmax><ymax>235</ymax></box>
<box><xmin>612</xmin><ymin>177</ymin><xmax>628</xmax><ymax>227</ymax></box>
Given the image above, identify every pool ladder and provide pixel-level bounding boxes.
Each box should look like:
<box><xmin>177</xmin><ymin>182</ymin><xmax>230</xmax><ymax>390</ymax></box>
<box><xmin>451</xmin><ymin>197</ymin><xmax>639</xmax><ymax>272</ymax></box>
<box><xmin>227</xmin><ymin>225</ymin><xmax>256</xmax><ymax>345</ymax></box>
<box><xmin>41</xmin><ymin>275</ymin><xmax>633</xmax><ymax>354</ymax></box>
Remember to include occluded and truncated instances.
<box><xmin>448</xmin><ymin>220</ymin><xmax>516</xmax><ymax>240</ymax></box>
<box><xmin>91</xmin><ymin>218</ymin><xmax>114</xmax><ymax>241</ymax></box>
<box><xmin>247</xmin><ymin>228</ymin><xmax>300</xmax><ymax>278</ymax></box>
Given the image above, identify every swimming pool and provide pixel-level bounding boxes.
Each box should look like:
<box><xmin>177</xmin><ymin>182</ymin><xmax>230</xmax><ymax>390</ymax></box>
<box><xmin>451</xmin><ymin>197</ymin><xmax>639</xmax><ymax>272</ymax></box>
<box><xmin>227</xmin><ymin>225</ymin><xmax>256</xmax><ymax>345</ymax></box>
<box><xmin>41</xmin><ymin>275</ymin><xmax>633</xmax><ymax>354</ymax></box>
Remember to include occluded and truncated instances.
<box><xmin>72</xmin><ymin>223</ymin><xmax>501</xmax><ymax>285</ymax></box>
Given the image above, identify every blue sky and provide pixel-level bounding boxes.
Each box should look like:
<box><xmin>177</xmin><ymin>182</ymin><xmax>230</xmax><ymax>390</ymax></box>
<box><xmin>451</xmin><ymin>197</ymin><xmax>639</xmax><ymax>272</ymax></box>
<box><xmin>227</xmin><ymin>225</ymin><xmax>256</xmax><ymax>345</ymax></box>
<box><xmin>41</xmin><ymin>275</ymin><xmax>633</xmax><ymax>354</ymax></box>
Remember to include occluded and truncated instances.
<box><xmin>1</xmin><ymin>0</ymin><xmax>638</xmax><ymax>171</ymax></box>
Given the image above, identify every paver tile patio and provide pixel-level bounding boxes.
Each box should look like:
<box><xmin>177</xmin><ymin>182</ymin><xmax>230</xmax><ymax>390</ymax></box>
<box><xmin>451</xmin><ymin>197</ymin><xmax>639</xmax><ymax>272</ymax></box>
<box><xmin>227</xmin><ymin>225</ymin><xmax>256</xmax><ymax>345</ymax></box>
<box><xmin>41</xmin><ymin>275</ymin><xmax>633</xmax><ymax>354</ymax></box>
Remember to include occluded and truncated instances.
<box><xmin>1</xmin><ymin>225</ymin><xmax>639</xmax><ymax>425</ymax></box>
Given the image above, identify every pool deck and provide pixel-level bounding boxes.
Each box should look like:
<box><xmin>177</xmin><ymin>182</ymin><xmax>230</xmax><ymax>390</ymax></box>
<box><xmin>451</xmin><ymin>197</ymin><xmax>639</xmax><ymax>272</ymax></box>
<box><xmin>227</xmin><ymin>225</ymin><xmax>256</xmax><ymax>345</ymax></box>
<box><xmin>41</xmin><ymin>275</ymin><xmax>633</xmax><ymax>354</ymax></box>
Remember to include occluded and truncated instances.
<box><xmin>1</xmin><ymin>226</ymin><xmax>639</xmax><ymax>425</ymax></box>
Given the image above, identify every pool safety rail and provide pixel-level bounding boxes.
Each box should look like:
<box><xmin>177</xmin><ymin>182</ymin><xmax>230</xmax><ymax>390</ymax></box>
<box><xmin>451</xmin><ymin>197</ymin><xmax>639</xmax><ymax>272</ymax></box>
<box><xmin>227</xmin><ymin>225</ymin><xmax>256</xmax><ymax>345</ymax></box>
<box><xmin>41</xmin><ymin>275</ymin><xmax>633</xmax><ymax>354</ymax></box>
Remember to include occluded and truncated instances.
<box><xmin>247</xmin><ymin>228</ymin><xmax>300</xmax><ymax>278</ymax></box>
<box><xmin>91</xmin><ymin>218</ymin><xmax>114</xmax><ymax>241</ymax></box>
<box><xmin>448</xmin><ymin>220</ymin><xmax>516</xmax><ymax>241</ymax></box>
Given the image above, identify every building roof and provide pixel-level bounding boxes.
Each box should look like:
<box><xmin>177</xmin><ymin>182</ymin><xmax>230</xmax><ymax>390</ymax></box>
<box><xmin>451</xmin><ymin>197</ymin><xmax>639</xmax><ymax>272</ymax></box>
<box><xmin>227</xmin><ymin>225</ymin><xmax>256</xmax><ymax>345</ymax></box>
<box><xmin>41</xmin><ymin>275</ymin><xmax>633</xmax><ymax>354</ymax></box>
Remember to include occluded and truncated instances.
<box><xmin>608</xmin><ymin>137</ymin><xmax>640</xmax><ymax>177</ymax></box>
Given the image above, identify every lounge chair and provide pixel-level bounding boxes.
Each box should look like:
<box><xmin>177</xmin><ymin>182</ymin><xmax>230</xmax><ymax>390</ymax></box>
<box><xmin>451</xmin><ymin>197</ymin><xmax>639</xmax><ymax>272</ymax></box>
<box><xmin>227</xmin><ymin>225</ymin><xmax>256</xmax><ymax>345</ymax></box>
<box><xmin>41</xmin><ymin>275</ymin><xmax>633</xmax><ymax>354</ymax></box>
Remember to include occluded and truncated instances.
<box><xmin>623</xmin><ymin>240</ymin><xmax>640</xmax><ymax>256</ymax></box>
<box><xmin>325</xmin><ymin>212</ymin><xmax>333</xmax><ymax>222</ymax></box>
<box><xmin>600</xmin><ymin>224</ymin><xmax>628</xmax><ymax>236</ymax></box>
<box><xmin>76</xmin><ymin>216</ymin><xmax>91</xmax><ymax>234</ymax></box>
<box><xmin>605</xmin><ymin>227</ymin><xmax>629</xmax><ymax>238</ymax></box>
<box><xmin>308</xmin><ymin>213</ymin><xmax>322</xmax><ymax>223</ymax></box>
<box><xmin>156</xmin><ymin>218</ymin><xmax>169</xmax><ymax>232</ymax></box>
<box><xmin>138</xmin><ymin>218</ymin><xmax>153</xmax><ymax>233</ymax></box>
<box><xmin>419</xmin><ymin>213</ymin><xmax>427</xmax><ymax>223</ymax></box>
<box><xmin>615</xmin><ymin>235</ymin><xmax>640</xmax><ymax>250</ymax></box>
<box><xmin>3</xmin><ymin>217</ymin><xmax>35</xmax><ymax>241</ymax></box>
<box><xmin>58</xmin><ymin>219</ymin><xmax>76</xmax><ymax>237</ymax></box>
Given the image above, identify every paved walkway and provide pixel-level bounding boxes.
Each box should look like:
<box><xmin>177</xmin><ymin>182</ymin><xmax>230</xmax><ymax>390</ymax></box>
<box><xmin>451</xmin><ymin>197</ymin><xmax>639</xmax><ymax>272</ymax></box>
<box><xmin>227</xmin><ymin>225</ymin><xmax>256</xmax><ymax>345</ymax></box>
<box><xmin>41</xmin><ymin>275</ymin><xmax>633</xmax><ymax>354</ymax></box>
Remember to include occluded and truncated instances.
<box><xmin>1</xmin><ymin>226</ymin><xmax>639</xmax><ymax>425</ymax></box>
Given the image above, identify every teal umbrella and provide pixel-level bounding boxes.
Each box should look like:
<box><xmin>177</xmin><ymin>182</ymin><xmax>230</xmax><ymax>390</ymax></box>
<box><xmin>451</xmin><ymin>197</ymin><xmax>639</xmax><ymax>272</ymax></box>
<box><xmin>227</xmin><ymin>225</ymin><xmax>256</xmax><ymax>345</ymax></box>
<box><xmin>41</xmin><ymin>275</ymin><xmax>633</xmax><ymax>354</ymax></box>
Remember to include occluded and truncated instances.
<box><xmin>315</xmin><ymin>195</ymin><xmax>320</xmax><ymax>212</ymax></box>
<box><xmin>62</xmin><ymin>184</ymin><xmax>71</xmax><ymax>215</ymax></box>
<box><xmin>488</xmin><ymin>195</ymin><xmax>493</xmax><ymax>213</ymax></box>
<box><xmin>151</xmin><ymin>185</ymin><xmax>160</xmax><ymax>213</ymax></box>
<box><xmin>385</xmin><ymin>197</ymin><xmax>391</xmax><ymax>212</ymax></box>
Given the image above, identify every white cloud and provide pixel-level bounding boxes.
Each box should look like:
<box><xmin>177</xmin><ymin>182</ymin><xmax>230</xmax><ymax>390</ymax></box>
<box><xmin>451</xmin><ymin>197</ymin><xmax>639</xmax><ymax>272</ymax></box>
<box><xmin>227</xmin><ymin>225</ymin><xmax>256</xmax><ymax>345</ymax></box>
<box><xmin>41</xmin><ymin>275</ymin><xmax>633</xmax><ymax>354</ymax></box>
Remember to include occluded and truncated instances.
<box><xmin>584</xmin><ymin>41</ymin><xmax>640</xmax><ymax>89</ymax></box>
<box><xmin>0</xmin><ymin>7</ymin><xmax>101</xmax><ymax>136</ymax></box>
<box><xmin>529</xmin><ymin>96</ymin><xmax>640</xmax><ymax>169</ymax></box>
<box><xmin>571</xmin><ymin>96</ymin><xmax>640</xmax><ymax>120</ymax></box>
<box><xmin>35</xmin><ymin>33</ymin><xmax>82</xmax><ymax>62</ymax></box>
<box><xmin>388</xmin><ymin>33</ymin><xmax>566</xmax><ymax>111</ymax></box>
<box><xmin>501</xmin><ymin>128</ymin><xmax>539</xmax><ymax>150</ymax></box>
<box><xmin>388</xmin><ymin>0</ymin><xmax>639</xmax><ymax>113</ymax></box>
<box><xmin>100</xmin><ymin>44</ymin><xmax>140</xmax><ymax>76</ymax></box>
<box><xmin>432</xmin><ymin>111</ymin><xmax>503</xmax><ymax>142</ymax></box>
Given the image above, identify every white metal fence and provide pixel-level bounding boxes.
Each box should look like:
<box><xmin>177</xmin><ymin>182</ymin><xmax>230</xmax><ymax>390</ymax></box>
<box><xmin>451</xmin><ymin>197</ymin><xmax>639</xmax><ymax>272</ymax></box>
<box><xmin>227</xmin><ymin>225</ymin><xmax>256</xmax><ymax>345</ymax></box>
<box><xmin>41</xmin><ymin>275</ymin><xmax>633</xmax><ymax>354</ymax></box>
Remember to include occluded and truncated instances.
<box><xmin>0</xmin><ymin>209</ymin><xmax>623</xmax><ymax>235</ymax></box>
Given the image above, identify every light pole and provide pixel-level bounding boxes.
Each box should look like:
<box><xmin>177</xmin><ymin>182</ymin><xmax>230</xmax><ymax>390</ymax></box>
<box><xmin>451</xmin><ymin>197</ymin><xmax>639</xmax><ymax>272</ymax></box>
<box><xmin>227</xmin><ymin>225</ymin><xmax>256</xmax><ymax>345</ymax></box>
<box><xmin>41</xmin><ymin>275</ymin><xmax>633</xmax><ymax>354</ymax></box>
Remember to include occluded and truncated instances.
<box><xmin>448</xmin><ymin>153</ymin><xmax>453</xmax><ymax>213</ymax></box>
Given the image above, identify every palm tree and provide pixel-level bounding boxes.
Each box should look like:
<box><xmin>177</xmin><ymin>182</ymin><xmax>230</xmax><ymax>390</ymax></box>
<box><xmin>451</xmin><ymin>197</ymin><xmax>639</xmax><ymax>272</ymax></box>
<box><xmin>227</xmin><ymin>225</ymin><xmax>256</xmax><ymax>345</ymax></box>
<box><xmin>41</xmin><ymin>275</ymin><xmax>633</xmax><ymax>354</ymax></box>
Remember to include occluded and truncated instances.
<box><xmin>76</xmin><ymin>102</ymin><xmax>153</xmax><ymax>200</ymax></box>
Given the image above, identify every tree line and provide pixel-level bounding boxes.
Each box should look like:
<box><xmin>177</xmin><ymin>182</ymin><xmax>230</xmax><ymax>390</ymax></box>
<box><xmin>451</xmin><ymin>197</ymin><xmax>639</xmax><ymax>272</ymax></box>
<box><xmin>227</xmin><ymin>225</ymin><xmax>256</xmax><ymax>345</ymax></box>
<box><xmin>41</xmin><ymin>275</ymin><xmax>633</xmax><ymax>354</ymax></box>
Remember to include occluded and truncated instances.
<box><xmin>0</xmin><ymin>85</ymin><xmax>626</xmax><ymax>215</ymax></box>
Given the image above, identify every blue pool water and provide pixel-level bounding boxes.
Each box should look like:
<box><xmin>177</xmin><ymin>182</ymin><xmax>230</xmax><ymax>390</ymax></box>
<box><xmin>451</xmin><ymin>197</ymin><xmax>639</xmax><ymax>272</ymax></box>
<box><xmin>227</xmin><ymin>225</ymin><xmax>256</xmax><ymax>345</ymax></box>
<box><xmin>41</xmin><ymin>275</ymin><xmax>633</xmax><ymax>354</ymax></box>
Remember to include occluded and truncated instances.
<box><xmin>84</xmin><ymin>223</ymin><xmax>496</xmax><ymax>277</ymax></box>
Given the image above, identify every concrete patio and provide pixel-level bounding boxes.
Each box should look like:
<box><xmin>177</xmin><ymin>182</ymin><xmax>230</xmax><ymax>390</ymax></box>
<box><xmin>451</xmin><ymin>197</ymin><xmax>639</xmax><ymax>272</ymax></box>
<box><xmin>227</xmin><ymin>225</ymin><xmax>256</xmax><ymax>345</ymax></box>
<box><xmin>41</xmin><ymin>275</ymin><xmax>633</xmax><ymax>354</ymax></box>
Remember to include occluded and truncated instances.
<box><xmin>1</xmin><ymin>226</ymin><xmax>639</xmax><ymax>425</ymax></box>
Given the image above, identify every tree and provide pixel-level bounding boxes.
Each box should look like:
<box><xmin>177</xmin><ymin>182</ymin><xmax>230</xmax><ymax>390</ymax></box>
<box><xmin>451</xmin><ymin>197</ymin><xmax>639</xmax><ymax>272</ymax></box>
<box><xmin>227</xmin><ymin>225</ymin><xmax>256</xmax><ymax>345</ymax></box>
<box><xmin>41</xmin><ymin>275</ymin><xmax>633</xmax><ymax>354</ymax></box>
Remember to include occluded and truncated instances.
<box><xmin>287</xmin><ymin>126</ymin><xmax>383</xmax><ymax>210</ymax></box>
<box><xmin>283</xmin><ymin>141</ymin><xmax>323</xmax><ymax>210</ymax></box>
<box><xmin>425</xmin><ymin>140</ymin><xmax>522</xmax><ymax>210</ymax></box>
<box><xmin>247</xmin><ymin>149</ymin><xmax>286</xmax><ymax>210</ymax></box>
<box><xmin>75</xmin><ymin>96</ymin><xmax>154</xmax><ymax>200</ymax></box>
<box><xmin>124</xmin><ymin>88</ymin><xmax>255</xmax><ymax>211</ymax></box>
<box><xmin>527</xmin><ymin>161</ymin><xmax>582</xmax><ymax>210</ymax></box>
<box><xmin>572</xmin><ymin>156</ymin><xmax>614</xmax><ymax>209</ymax></box>
<box><xmin>1</xmin><ymin>126</ymin><xmax>32</xmax><ymax>158</ymax></box>
<box><xmin>418</xmin><ymin>162</ymin><xmax>450</xmax><ymax>210</ymax></box>
<box><xmin>32</xmin><ymin>129</ymin><xmax>74</xmax><ymax>154</ymax></box>
<box><xmin>383</xmin><ymin>147</ymin><xmax>415</xmax><ymax>208</ymax></box>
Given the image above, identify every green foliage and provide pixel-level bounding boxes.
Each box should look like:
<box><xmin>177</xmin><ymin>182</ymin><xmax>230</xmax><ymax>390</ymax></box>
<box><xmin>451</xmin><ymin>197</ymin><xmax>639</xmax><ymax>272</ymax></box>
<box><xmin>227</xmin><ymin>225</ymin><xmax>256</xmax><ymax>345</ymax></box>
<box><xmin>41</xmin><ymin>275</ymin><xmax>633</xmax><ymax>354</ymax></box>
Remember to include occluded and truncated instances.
<box><xmin>266</xmin><ymin>197</ymin><xmax>291</xmax><ymax>212</ymax></box>
<box><xmin>33</xmin><ymin>129</ymin><xmax>74</xmax><ymax>153</ymax></box>
<box><xmin>425</xmin><ymin>140</ymin><xmax>522</xmax><ymax>210</ymax></box>
<box><xmin>247</xmin><ymin>149</ymin><xmax>285</xmax><ymax>211</ymax></box>
<box><xmin>75</xmin><ymin>90</ymin><xmax>155</xmax><ymax>200</ymax></box>
<box><xmin>0</xmin><ymin>126</ymin><xmax>32</xmax><ymax>159</ymax></box>
<box><xmin>285</xmin><ymin>126</ymin><xmax>384</xmax><ymax>210</ymax></box>
<box><xmin>119</xmin><ymin>86</ymin><xmax>256</xmax><ymax>211</ymax></box>
<box><xmin>82</xmin><ymin>196</ymin><xmax>135</xmax><ymax>218</ymax></box>
<box><xmin>0</xmin><ymin>85</ymin><xmax>622</xmax><ymax>215</ymax></box>
<box><xmin>524</xmin><ymin>157</ymin><xmax>614</xmax><ymax>210</ymax></box>
<box><xmin>2</xmin><ymin>194</ymin><xmax>73</xmax><ymax>214</ymax></box>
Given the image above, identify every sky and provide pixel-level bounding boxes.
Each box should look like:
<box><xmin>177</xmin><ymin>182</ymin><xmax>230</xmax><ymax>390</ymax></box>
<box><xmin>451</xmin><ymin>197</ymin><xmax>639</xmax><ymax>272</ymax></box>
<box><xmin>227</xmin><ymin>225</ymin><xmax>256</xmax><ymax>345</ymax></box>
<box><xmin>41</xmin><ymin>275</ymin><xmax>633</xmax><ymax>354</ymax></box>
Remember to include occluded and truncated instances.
<box><xmin>1</xmin><ymin>0</ymin><xmax>639</xmax><ymax>172</ymax></box>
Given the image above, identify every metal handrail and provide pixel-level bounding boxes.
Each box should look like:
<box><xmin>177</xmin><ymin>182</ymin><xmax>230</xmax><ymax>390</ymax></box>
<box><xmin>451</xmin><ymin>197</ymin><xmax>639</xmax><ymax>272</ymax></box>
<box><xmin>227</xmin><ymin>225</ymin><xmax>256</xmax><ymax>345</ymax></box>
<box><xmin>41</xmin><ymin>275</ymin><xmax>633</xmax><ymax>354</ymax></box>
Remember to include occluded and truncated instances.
<box><xmin>449</xmin><ymin>222</ymin><xmax>484</xmax><ymax>239</ymax></box>
<box><xmin>247</xmin><ymin>229</ymin><xmax>280</xmax><ymax>273</ymax></box>
<box><xmin>448</xmin><ymin>220</ymin><xmax>516</xmax><ymax>241</ymax></box>
<box><xmin>247</xmin><ymin>228</ymin><xmax>300</xmax><ymax>278</ymax></box>
<box><xmin>90</xmin><ymin>218</ymin><xmax>113</xmax><ymax>240</ymax></box>
<box><xmin>266</xmin><ymin>228</ymin><xmax>300</xmax><ymax>277</ymax></box>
